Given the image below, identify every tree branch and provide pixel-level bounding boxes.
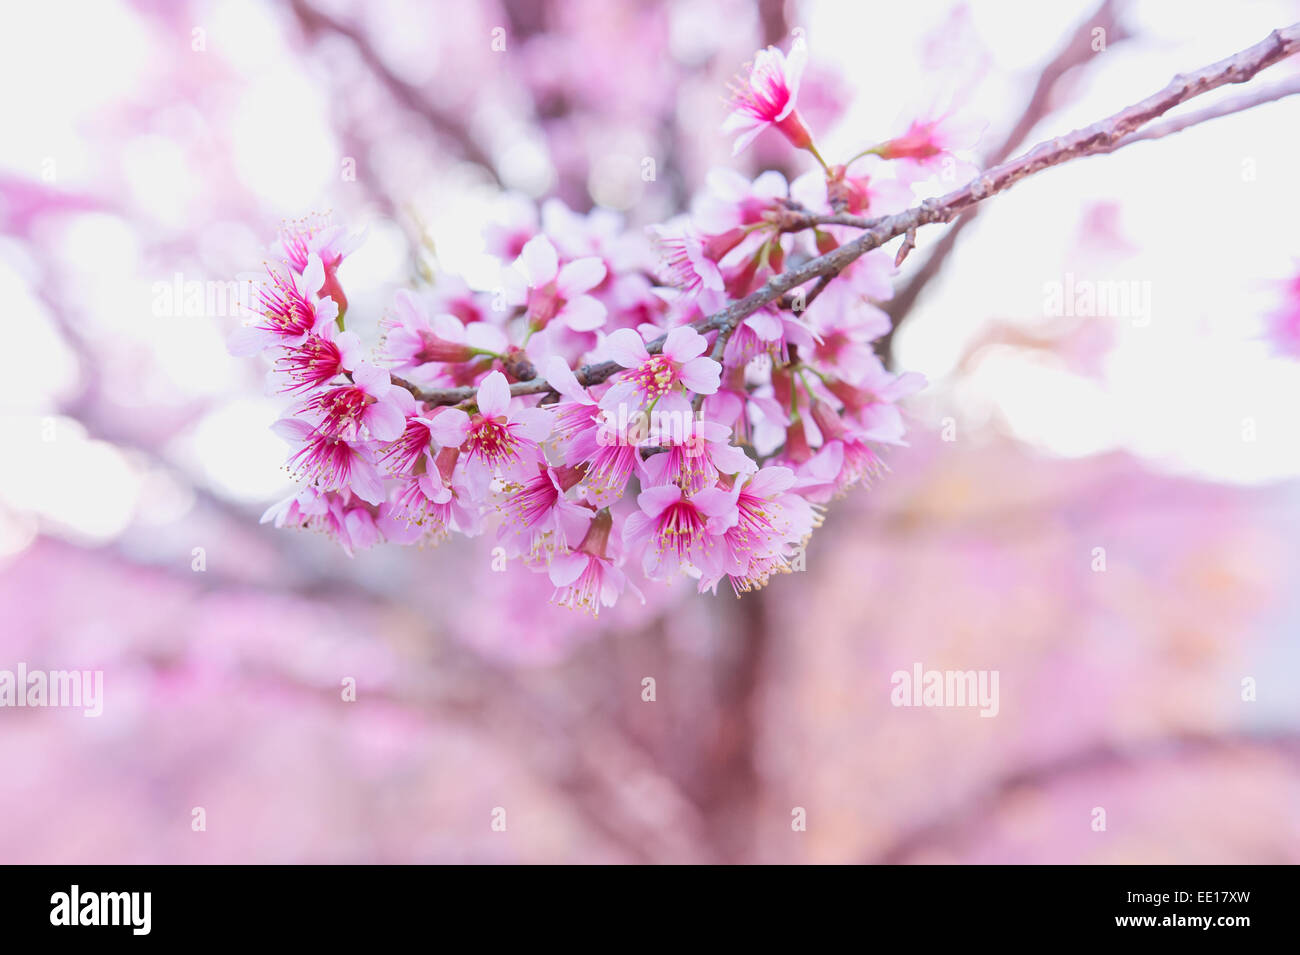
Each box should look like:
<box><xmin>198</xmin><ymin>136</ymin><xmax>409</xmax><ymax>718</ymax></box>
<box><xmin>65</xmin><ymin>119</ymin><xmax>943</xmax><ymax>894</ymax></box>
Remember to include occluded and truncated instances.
<box><xmin>287</xmin><ymin>0</ymin><xmax>500</xmax><ymax>181</ymax></box>
<box><xmin>399</xmin><ymin>21</ymin><xmax>1300</xmax><ymax>407</ymax></box>
<box><xmin>873</xmin><ymin>729</ymin><xmax>1300</xmax><ymax>863</ymax></box>
<box><xmin>1106</xmin><ymin>70</ymin><xmax>1300</xmax><ymax>150</ymax></box>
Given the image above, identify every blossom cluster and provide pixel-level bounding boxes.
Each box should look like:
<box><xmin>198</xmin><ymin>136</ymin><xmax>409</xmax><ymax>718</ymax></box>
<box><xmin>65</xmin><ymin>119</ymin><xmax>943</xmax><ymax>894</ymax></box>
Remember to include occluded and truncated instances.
<box><xmin>231</xmin><ymin>36</ymin><xmax>969</xmax><ymax>613</ymax></box>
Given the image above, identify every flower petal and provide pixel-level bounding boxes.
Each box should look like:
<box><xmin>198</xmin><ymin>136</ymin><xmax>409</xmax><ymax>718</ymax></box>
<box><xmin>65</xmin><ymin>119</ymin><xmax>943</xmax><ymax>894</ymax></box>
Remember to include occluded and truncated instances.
<box><xmin>515</xmin><ymin>235</ymin><xmax>558</xmax><ymax>287</ymax></box>
<box><xmin>393</xmin><ymin>288</ymin><xmax>425</xmax><ymax>326</ymax></box>
<box><xmin>662</xmin><ymin>324</ymin><xmax>707</xmax><ymax>361</ymax></box>
<box><xmin>271</xmin><ymin>416</ymin><xmax>315</xmax><ymax>443</ymax></box>
<box><xmin>558</xmin><ymin>294</ymin><xmax>607</xmax><ymax>331</ymax></box>
<box><xmin>604</xmin><ymin>327</ymin><xmax>650</xmax><ymax>368</ymax></box>
<box><xmin>637</xmin><ymin>483</ymin><xmax>682</xmax><ymax>517</ymax></box>
<box><xmin>302</xmin><ymin>253</ymin><xmax>326</xmax><ymax>296</ymax></box>
<box><xmin>351</xmin><ymin>361</ymin><xmax>390</xmax><ymax>397</ymax></box>
<box><xmin>510</xmin><ymin>406</ymin><xmax>553</xmax><ymax>442</ymax></box>
<box><xmin>548</xmin><ymin>551</ymin><xmax>589</xmax><ymax>587</ymax></box>
<box><xmin>780</xmin><ymin>38</ymin><xmax>807</xmax><ymax>117</ymax></box>
<box><xmin>363</xmin><ymin>397</ymin><xmax>407</xmax><ymax>442</ymax></box>
<box><xmin>729</xmin><ymin>123</ymin><xmax>766</xmax><ymax>157</ymax></box>
<box><xmin>476</xmin><ymin>370</ymin><xmax>511</xmax><ymax>418</ymax></box>
<box><xmin>430</xmin><ymin>312</ymin><xmax>466</xmax><ymax>341</ymax></box>
<box><xmin>349</xmin><ymin>455</ymin><xmax>387</xmax><ymax>506</ymax></box>
<box><xmin>557</xmin><ymin>257</ymin><xmax>607</xmax><ymax>294</ymax></box>
<box><xmin>428</xmin><ymin>407</ymin><xmax>470</xmax><ymax>446</ymax></box>
<box><xmin>227</xmin><ymin>325</ymin><xmax>275</xmax><ymax>357</ymax></box>
<box><xmin>678</xmin><ymin>356</ymin><xmax>721</xmax><ymax>395</ymax></box>
<box><xmin>710</xmin><ymin>441</ymin><xmax>758</xmax><ymax>475</ymax></box>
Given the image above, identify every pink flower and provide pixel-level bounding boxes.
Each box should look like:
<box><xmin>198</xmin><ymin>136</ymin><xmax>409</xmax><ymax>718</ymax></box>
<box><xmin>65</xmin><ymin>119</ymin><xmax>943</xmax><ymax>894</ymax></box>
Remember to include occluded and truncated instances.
<box><xmin>698</xmin><ymin>466</ymin><xmax>817</xmax><ymax>595</ymax></box>
<box><xmin>276</xmin><ymin>216</ymin><xmax>364</xmax><ymax>318</ymax></box>
<box><xmin>228</xmin><ymin>263</ymin><xmax>336</xmax><ymax>357</ymax></box>
<box><xmin>277</xmin><ymin>213</ymin><xmax>364</xmax><ymax>273</ymax></box>
<box><xmin>378</xmin><ymin>414</ymin><xmax>438</xmax><ymax>476</ymax></box>
<box><xmin>382</xmin><ymin>290</ymin><xmax>506</xmax><ymax>380</ymax></box>
<box><xmin>723</xmin><ymin>305</ymin><xmax>817</xmax><ymax>368</ymax></box>
<box><xmin>335</xmin><ymin>498</ymin><xmax>383</xmax><ymax>556</ymax></box>
<box><xmin>638</xmin><ymin>419</ymin><xmax>756</xmax><ymax>494</ymax></box>
<box><xmin>384</xmin><ymin>464</ymin><xmax>480</xmax><ymax>543</ymax></box>
<box><xmin>541</xmin><ymin>197</ymin><xmax>648</xmax><ymax>272</ymax></box>
<box><xmin>825</xmin><ymin>358</ymin><xmax>926</xmax><ymax>445</ymax></box>
<box><xmin>650</xmin><ymin>223</ymin><xmax>738</xmax><ymax>295</ymax></box>
<box><xmin>600</xmin><ymin>326</ymin><xmax>721</xmax><ymax>411</ymax></box>
<box><xmin>497</xmin><ymin>464</ymin><xmax>592</xmax><ymax>564</ymax></box>
<box><xmin>260</xmin><ymin>486</ymin><xmax>384</xmax><ymax>555</ymax></box>
<box><xmin>273</xmin><ymin>417</ymin><xmax>387</xmax><ymax>506</ymax></box>
<box><xmin>542</xmin><ymin>357</ymin><xmax>602</xmax><ymax>455</ymax></box>
<box><xmin>783</xmin><ymin>437</ymin><xmax>842</xmax><ymax>503</ymax></box>
<box><xmin>260</xmin><ymin>485</ymin><xmax>330</xmax><ymax>529</ymax></box>
<box><xmin>427</xmin><ymin>275</ymin><xmax>493</xmax><ymax>326</ymax></box>
<box><xmin>878</xmin><ymin>111</ymin><xmax>983</xmax><ymax>185</ymax></box>
<box><xmin>791</xmin><ymin>161</ymin><xmax>913</xmax><ymax>218</ymax></box>
<box><xmin>802</xmin><ymin>405</ymin><xmax>886</xmax><ymax>497</ymax></box>
<box><xmin>623</xmin><ymin>483</ymin><xmax>738</xmax><ymax>579</ymax></box>
<box><xmin>433</xmin><ymin>371</ymin><xmax>552</xmax><ymax>494</ymax></box>
<box><xmin>723</xmin><ymin>37</ymin><xmax>814</xmax><ymax>156</ymax></box>
<box><xmin>271</xmin><ymin>322</ymin><xmax>364</xmax><ymax>394</ymax></box>
<box><xmin>541</xmin><ymin>357</ymin><xmax>639</xmax><ymax>503</ymax></box>
<box><xmin>693</xmin><ymin>168</ymin><xmax>790</xmax><ymax>234</ymax></box>
<box><xmin>548</xmin><ymin>510</ymin><xmax>643</xmax><ymax>615</ymax></box>
<box><xmin>483</xmin><ymin>192</ymin><xmax>539</xmax><ymax>261</ymax></box>
<box><xmin>509</xmin><ymin>235</ymin><xmax>607</xmax><ymax>333</ymax></box>
<box><xmin>804</xmin><ymin>297</ymin><xmax>892</xmax><ymax>379</ymax></box>
<box><xmin>420</xmin><ymin>476</ymin><xmax>482</xmax><ymax>538</ymax></box>
<box><xmin>228</xmin><ymin>196</ymin><xmax>931</xmax><ymax>597</ymax></box>
<box><xmin>294</xmin><ymin>363</ymin><xmax>411</xmax><ymax>443</ymax></box>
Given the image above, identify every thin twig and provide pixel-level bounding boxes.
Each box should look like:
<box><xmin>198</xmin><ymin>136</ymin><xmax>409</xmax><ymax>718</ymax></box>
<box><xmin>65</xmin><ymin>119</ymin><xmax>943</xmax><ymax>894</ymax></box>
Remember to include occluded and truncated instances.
<box><xmin>1108</xmin><ymin>70</ymin><xmax>1300</xmax><ymax>149</ymax></box>
<box><xmin>880</xmin><ymin>0</ymin><xmax>1132</xmax><ymax>355</ymax></box>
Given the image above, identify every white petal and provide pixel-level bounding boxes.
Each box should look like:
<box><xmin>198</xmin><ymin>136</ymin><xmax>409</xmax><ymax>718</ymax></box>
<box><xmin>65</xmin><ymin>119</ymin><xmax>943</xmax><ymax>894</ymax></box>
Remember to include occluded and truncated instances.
<box><xmin>604</xmin><ymin>328</ymin><xmax>650</xmax><ymax>368</ymax></box>
<box><xmin>349</xmin><ymin>457</ymin><xmax>387</xmax><ymax>505</ymax></box>
<box><xmin>557</xmin><ymin>257</ymin><xmax>607</xmax><ymax>294</ymax></box>
<box><xmin>364</xmin><ymin>398</ymin><xmax>407</xmax><ymax>442</ymax></box>
<box><xmin>428</xmin><ymin>407</ymin><xmax>470</xmax><ymax>446</ymax></box>
<box><xmin>476</xmin><ymin>370</ymin><xmax>511</xmax><ymax>418</ymax></box>
<box><xmin>679</xmin><ymin>357</ymin><xmax>721</xmax><ymax>395</ymax></box>
<box><xmin>559</xmin><ymin>295</ymin><xmax>607</xmax><ymax>332</ymax></box>
<box><xmin>514</xmin><ymin>235</ymin><xmax>558</xmax><ymax>287</ymax></box>
<box><xmin>510</xmin><ymin>406</ymin><xmax>553</xmax><ymax>442</ymax></box>
<box><xmin>302</xmin><ymin>253</ymin><xmax>325</xmax><ymax>295</ymax></box>
<box><xmin>271</xmin><ymin>416</ymin><xmax>314</xmax><ymax>443</ymax></box>
<box><xmin>351</xmin><ymin>361</ymin><xmax>390</xmax><ymax>397</ymax></box>
<box><xmin>663</xmin><ymin>325</ymin><xmax>707</xmax><ymax>361</ymax></box>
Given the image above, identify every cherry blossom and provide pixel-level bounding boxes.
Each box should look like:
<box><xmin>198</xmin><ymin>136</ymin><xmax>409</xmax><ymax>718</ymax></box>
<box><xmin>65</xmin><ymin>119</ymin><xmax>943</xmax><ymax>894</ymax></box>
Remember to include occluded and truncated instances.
<box><xmin>226</xmin><ymin>31</ymin><xmax>942</xmax><ymax>613</ymax></box>
<box><xmin>508</xmin><ymin>235</ymin><xmax>608</xmax><ymax>334</ymax></box>
<box><xmin>723</xmin><ymin>37</ymin><xmax>815</xmax><ymax>157</ymax></box>
<box><xmin>600</xmin><ymin>326</ymin><xmax>721</xmax><ymax>411</ymax></box>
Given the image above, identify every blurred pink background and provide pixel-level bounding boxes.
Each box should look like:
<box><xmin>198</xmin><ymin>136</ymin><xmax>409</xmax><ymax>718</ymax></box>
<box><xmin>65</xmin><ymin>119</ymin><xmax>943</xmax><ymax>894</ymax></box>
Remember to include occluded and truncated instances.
<box><xmin>3</xmin><ymin>0</ymin><xmax>1300</xmax><ymax>863</ymax></box>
